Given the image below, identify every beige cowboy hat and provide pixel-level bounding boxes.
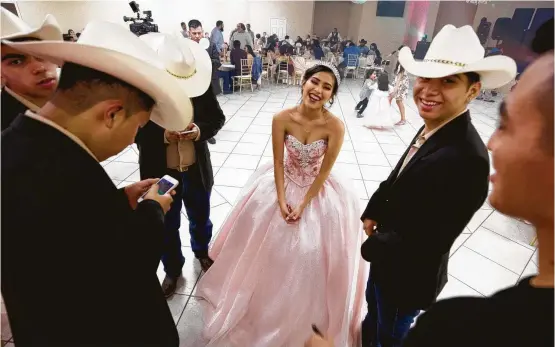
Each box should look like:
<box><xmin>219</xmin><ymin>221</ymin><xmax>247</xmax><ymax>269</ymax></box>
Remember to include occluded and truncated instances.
<box><xmin>4</xmin><ymin>21</ymin><xmax>193</xmax><ymax>131</ymax></box>
<box><xmin>398</xmin><ymin>24</ymin><xmax>517</xmax><ymax>89</ymax></box>
<box><xmin>1</xmin><ymin>7</ymin><xmax>62</xmax><ymax>41</ymax></box>
<box><xmin>140</xmin><ymin>33</ymin><xmax>212</xmax><ymax>98</ymax></box>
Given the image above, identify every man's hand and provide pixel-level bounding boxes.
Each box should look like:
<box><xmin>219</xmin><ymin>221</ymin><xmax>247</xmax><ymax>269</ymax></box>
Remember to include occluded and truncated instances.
<box><xmin>363</xmin><ymin>218</ymin><xmax>377</xmax><ymax>236</ymax></box>
<box><xmin>179</xmin><ymin>123</ymin><xmax>199</xmax><ymax>141</ymax></box>
<box><xmin>164</xmin><ymin>130</ymin><xmax>180</xmax><ymax>143</ymax></box>
<box><xmin>124</xmin><ymin>179</ymin><xmax>158</xmax><ymax>209</ymax></box>
<box><xmin>143</xmin><ymin>183</ymin><xmax>176</xmax><ymax>214</ymax></box>
<box><xmin>304</xmin><ymin>334</ymin><xmax>334</xmax><ymax>347</ymax></box>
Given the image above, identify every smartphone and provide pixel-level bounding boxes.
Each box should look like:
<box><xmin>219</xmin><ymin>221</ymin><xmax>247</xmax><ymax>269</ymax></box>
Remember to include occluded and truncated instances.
<box><xmin>138</xmin><ymin>175</ymin><xmax>179</xmax><ymax>203</ymax></box>
<box><xmin>179</xmin><ymin>129</ymin><xmax>197</xmax><ymax>135</ymax></box>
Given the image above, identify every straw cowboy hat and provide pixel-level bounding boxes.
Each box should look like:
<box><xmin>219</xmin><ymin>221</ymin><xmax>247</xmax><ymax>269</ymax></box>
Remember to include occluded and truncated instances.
<box><xmin>398</xmin><ymin>24</ymin><xmax>517</xmax><ymax>89</ymax></box>
<box><xmin>1</xmin><ymin>7</ymin><xmax>62</xmax><ymax>41</ymax></box>
<box><xmin>140</xmin><ymin>33</ymin><xmax>212</xmax><ymax>98</ymax></box>
<box><xmin>4</xmin><ymin>21</ymin><xmax>193</xmax><ymax>131</ymax></box>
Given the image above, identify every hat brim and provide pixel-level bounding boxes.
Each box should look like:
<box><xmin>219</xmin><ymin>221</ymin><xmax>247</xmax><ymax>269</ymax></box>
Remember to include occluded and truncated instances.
<box><xmin>141</xmin><ymin>34</ymin><xmax>212</xmax><ymax>98</ymax></box>
<box><xmin>5</xmin><ymin>40</ymin><xmax>192</xmax><ymax>131</ymax></box>
<box><xmin>398</xmin><ymin>47</ymin><xmax>517</xmax><ymax>89</ymax></box>
<box><xmin>1</xmin><ymin>14</ymin><xmax>62</xmax><ymax>42</ymax></box>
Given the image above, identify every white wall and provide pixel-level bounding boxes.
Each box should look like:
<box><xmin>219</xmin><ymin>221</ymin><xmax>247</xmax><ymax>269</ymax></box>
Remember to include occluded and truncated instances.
<box><xmin>15</xmin><ymin>0</ymin><xmax>314</xmax><ymax>41</ymax></box>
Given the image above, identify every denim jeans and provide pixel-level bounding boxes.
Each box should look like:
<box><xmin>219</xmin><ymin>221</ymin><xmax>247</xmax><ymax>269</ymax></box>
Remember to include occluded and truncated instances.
<box><xmin>162</xmin><ymin>168</ymin><xmax>213</xmax><ymax>278</ymax></box>
<box><xmin>362</xmin><ymin>273</ymin><xmax>420</xmax><ymax>347</ymax></box>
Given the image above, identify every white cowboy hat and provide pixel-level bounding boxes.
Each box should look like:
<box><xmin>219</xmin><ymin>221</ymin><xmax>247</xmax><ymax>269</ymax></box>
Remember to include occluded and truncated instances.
<box><xmin>1</xmin><ymin>8</ymin><xmax>62</xmax><ymax>41</ymax></box>
<box><xmin>4</xmin><ymin>21</ymin><xmax>192</xmax><ymax>131</ymax></box>
<box><xmin>140</xmin><ymin>33</ymin><xmax>212</xmax><ymax>98</ymax></box>
<box><xmin>398</xmin><ymin>24</ymin><xmax>517</xmax><ymax>89</ymax></box>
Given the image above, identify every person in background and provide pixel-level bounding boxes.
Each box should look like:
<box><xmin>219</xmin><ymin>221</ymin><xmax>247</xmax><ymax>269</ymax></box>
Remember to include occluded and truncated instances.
<box><xmin>355</xmin><ymin>69</ymin><xmax>378</xmax><ymax>118</ymax></box>
<box><xmin>389</xmin><ymin>62</ymin><xmax>409</xmax><ymax>125</ymax></box>
<box><xmin>210</xmin><ymin>20</ymin><xmax>224</xmax><ymax>54</ymax></box>
<box><xmin>1</xmin><ymin>8</ymin><xmax>62</xmax><ymax>131</ymax></box>
<box><xmin>248</xmin><ymin>44</ymin><xmax>262</xmax><ymax>88</ymax></box>
<box><xmin>266</xmin><ymin>33</ymin><xmax>279</xmax><ymax>51</ymax></box>
<box><xmin>338</xmin><ymin>41</ymin><xmax>360</xmax><ymax>79</ymax></box>
<box><xmin>369</xmin><ymin>42</ymin><xmax>382</xmax><ymax>65</ymax></box>
<box><xmin>180</xmin><ymin>21</ymin><xmax>188</xmax><ymax>38</ymax></box>
<box><xmin>204</xmin><ymin>32</ymin><xmax>210</xmax><ymax>39</ymax></box>
<box><xmin>231</xmin><ymin>23</ymin><xmax>253</xmax><ymax>49</ymax></box>
<box><xmin>230</xmin><ymin>39</ymin><xmax>247</xmax><ymax>76</ymax></box>
<box><xmin>141</xmin><ymin>20</ymin><xmax>226</xmax><ymax>297</ymax></box>
<box><xmin>245</xmin><ymin>44</ymin><xmax>255</xmax><ymax>65</ymax></box>
<box><xmin>310</xmin><ymin>39</ymin><xmax>324</xmax><ymax>60</ymax></box>
<box><xmin>403</xmin><ymin>21</ymin><xmax>554</xmax><ymax>347</ymax></box>
<box><xmin>190</xmin><ymin>19</ymin><xmax>222</xmax><ymax>100</ymax></box>
<box><xmin>358</xmin><ymin>39</ymin><xmax>370</xmax><ymax>56</ymax></box>
<box><xmin>67</xmin><ymin>29</ymin><xmax>78</xmax><ymax>42</ymax></box>
<box><xmin>363</xmin><ymin>72</ymin><xmax>396</xmax><ymax>127</ymax></box>
<box><xmin>328</xmin><ymin>27</ymin><xmax>342</xmax><ymax>52</ymax></box>
<box><xmin>246</xmin><ymin>23</ymin><xmax>255</xmax><ymax>42</ymax></box>
<box><xmin>295</xmin><ymin>35</ymin><xmax>304</xmax><ymax>46</ymax></box>
<box><xmin>2</xmin><ymin>21</ymin><xmax>186</xmax><ymax>346</ymax></box>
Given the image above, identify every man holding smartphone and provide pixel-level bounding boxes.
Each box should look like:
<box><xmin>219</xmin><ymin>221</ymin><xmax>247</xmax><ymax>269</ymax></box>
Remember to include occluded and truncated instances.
<box><xmin>1</xmin><ymin>22</ymin><xmax>192</xmax><ymax>346</ymax></box>
<box><xmin>139</xmin><ymin>21</ymin><xmax>226</xmax><ymax>297</ymax></box>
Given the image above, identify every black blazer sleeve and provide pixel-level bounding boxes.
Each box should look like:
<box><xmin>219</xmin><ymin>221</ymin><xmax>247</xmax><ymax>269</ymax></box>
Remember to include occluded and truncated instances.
<box><xmin>194</xmin><ymin>89</ymin><xmax>225</xmax><ymax>142</ymax></box>
<box><xmin>361</xmin><ymin>154</ymin><xmax>489</xmax><ymax>262</ymax></box>
<box><xmin>361</xmin><ymin>180</ymin><xmax>387</xmax><ymax>222</ymax></box>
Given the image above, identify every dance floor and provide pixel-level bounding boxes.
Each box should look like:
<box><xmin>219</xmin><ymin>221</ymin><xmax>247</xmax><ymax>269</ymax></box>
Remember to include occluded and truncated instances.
<box><xmin>1</xmin><ymin>80</ymin><xmax>536</xmax><ymax>346</ymax></box>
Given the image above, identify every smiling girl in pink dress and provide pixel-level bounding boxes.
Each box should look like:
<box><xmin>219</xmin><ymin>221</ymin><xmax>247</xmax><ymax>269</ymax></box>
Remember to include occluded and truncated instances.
<box><xmin>197</xmin><ymin>62</ymin><xmax>367</xmax><ymax>347</ymax></box>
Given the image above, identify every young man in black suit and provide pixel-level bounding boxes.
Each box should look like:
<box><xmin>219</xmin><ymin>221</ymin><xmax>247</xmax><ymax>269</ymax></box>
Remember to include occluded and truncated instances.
<box><xmin>359</xmin><ymin>25</ymin><xmax>516</xmax><ymax>347</ymax></box>
<box><xmin>137</xmin><ymin>21</ymin><xmax>226</xmax><ymax>297</ymax></box>
<box><xmin>1</xmin><ymin>22</ymin><xmax>193</xmax><ymax>346</ymax></box>
<box><xmin>402</xmin><ymin>19</ymin><xmax>554</xmax><ymax>347</ymax></box>
<box><xmin>1</xmin><ymin>9</ymin><xmax>62</xmax><ymax>130</ymax></box>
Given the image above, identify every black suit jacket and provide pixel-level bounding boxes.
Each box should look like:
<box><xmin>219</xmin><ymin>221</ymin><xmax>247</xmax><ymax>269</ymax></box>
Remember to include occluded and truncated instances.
<box><xmin>135</xmin><ymin>87</ymin><xmax>225</xmax><ymax>190</ymax></box>
<box><xmin>361</xmin><ymin>112</ymin><xmax>490</xmax><ymax>310</ymax></box>
<box><xmin>2</xmin><ymin>115</ymin><xmax>179</xmax><ymax>346</ymax></box>
<box><xmin>1</xmin><ymin>89</ymin><xmax>28</xmax><ymax>131</ymax></box>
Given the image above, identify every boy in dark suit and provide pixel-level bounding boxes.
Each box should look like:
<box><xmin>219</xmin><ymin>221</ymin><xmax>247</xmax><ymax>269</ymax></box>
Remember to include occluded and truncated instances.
<box><xmin>1</xmin><ymin>22</ymin><xmax>193</xmax><ymax>346</ymax></box>
<box><xmin>360</xmin><ymin>25</ymin><xmax>516</xmax><ymax>347</ymax></box>
<box><xmin>1</xmin><ymin>9</ymin><xmax>62</xmax><ymax>130</ymax></box>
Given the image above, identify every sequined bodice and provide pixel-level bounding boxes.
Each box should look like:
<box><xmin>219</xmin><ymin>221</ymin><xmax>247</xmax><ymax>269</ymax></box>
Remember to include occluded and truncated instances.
<box><xmin>284</xmin><ymin>134</ymin><xmax>328</xmax><ymax>187</ymax></box>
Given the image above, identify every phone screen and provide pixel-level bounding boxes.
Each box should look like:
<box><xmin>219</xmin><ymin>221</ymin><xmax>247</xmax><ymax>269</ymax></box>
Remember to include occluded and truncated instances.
<box><xmin>157</xmin><ymin>178</ymin><xmax>175</xmax><ymax>195</ymax></box>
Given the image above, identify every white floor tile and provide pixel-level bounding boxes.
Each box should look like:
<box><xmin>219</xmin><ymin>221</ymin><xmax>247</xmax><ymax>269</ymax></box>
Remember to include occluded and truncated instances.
<box><xmin>114</xmin><ymin>148</ymin><xmax>139</xmax><ymax>163</ymax></box>
<box><xmin>210</xmin><ymin>189</ymin><xmax>227</xmax><ymax>208</ymax></box>
<box><xmin>352</xmin><ymin>141</ymin><xmax>382</xmax><ymax>154</ymax></box>
<box><xmin>437</xmin><ymin>275</ymin><xmax>483</xmax><ymax>301</ymax></box>
<box><xmin>482</xmin><ymin>211</ymin><xmax>537</xmax><ymax>246</ymax></box>
<box><xmin>232</xmin><ymin>142</ymin><xmax>266</xmax><ymax>155</ymax></box>
<box><xmin>336</xmin><ymin>150</ymin><xmax>358</xmax><ymax>164</ymax></box>
<box><xmin>520</xmin><ymin>260</ymin><xmax>538</xmax><ymax>279</ymax></box>
<box><xmin>222</xmin><ymin>154</ymin><xmax>261</xmax><ymax>170</ymax></box>
<box><xmin>209</xmin><ymin>140</ymin><xmax>237</xmax><ymax>154</ymax></box>
<box><xmin>215</xmin><ymin>130</ymin><xmax>243</xmax><ymax>142</ymax></box>
<box><xmin>334</xmin><ymin>163</ymin><xmax>362</xmax><ymax>180</ymax></box>
<box><xmin>450</xmin><ymin>233</ymin><xmax>470</xmax><ymax>257</ymax></box>
<box><xmin>380</xmin><ymin>143</ymin><xmax>407</xmax><ymax>155</ymax></box>
<box><xmin>359</xmin><ymin>165</ymin><xmax>391</xmax><ymax>182</ymax></box>
<box><xmin>209</xmin><ymin>152</ymin><xmax>230</xmax><ymax>167</ymax></box>
<box><xmin>448</xmin><ymin>246</ymin><xmax>519</xmax><ymax>296</ymax></box>
<box><xmin>464</xmin><ymin>227</ymin><xmax>534</xmax><ymax>274</ymax></box>
<box><xmin>247</xmin><ymin>124</ymin><xmax>272</xmax><ymax>134</ymax></box>
<box><xmin>363</xmin><ymin>180</ymin><xmax>380</xmax><ymax>198</ymax></box>
<box><xmin>210</xmin><ymin>203</ymin><xmax>233</xmax><ymax>233</ymax></box>
<box><xmin>240</xmin><ymin>133</ymin><xmax>270</xmax><ymax>144</ymax></box>
<box><xmin>103</xmin><ymin>162</ymin><xmax>139</xmax><ymax>181</ymax></box>
<box><xmin>355</xmin><ymin>152</ymin><xmax>390</xmax><ymax>167</ymax></box>
<box><xmin>466</xmin><ymin>208</ymin><xmax>493</xmax><ymax>232</ymax></box>
<box><xmin>352</xmin><ymin>180</ymin><xmax>368</xmax><ymax>199</ymax></box>
<box><xmin>214</xmin><ymin>186</ymin><xmax>242</xmax><ymax>205</ymax></box>
<box><xmin>214</xmin><ymin>167</ymin><xmax>255</xmax><ymax>188</ymax></box>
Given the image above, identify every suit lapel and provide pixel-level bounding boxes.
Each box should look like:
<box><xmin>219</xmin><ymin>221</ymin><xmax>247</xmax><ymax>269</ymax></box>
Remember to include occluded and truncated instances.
<box><xmin>393</xmin><ymin>112</ymin><xmax>471</xmax><ymax>184</ymax></box>
<box><xmin>389</xmin><ymin>127</ymin><xmax>423</xmax><ymax>182</ymax></box>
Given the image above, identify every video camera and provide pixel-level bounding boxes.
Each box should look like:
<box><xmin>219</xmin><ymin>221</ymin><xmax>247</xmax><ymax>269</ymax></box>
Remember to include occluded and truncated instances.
<box><xmin>123</xmin><ymin>1</ymin><xmax>158</xmax><ymax>36</ymax></box>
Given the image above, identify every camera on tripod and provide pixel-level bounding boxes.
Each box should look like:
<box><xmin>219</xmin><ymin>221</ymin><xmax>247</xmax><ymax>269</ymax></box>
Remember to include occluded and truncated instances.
<box><xmin>123</xmin><ymin>1</ymin><xmax>158</xmax><ymax>36</ymax></box>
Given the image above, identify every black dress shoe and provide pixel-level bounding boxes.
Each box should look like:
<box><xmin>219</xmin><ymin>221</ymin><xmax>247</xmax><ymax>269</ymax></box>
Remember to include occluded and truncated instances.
<box><xmin>161</xmin><ymin>275</ymin><xmax>180</xmax><ymax>298</ymax></box>
<box><xmin>357</xmin><ymin>112</ymin><xmax>364</xmax><ymax>118</ymax></box>
<box><xmin>197</xmin><ymin>256</ymin><xmax>214</xmax><ymax>272</ymax></box>
<box><xmin>207</xmin><ymin>137</ymin><xmax>216</xmax><ymax>144</ymax></box>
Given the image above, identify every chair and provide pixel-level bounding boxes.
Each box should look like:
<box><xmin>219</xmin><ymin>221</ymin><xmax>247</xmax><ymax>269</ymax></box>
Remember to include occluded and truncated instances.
<box><xmin>345</xmin><ymin>54</ymin><xmax>359</xmax><ymax>79</ymax></box>
<box><xmin>261</xmin><ymin>60</ymin><xmax>272</xmax><ymax>89</ymax></box>
<box><xmin>357</xmin><ymin>56</ymin><xmax>368</xmax><ymax>79</ymax></box>
<box><xmin>291</xmin><ymin>56</ymin><xmax>306</xmax><ymax>86</ymax></box>
<box><xmin>232</xmin><ymin>58</ymin><xmax>253</xmax><ymax>94</ymax></box>
<box><xmin>276</xmin><ymin>59</ymin><xmax>290</xmax><ymax>85</ymax></box>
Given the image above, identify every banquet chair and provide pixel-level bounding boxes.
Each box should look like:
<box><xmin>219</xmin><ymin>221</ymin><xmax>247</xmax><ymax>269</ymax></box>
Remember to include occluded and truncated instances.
<box><xmin>276</xmin><ymin>60</ymin><xmax>289</xmax><ymax>85</ymax></box>
<box><xmin>357</xmin><ymin>56</ymin><xmax>368</xmax><ymax>78</ymax></box>
<box><xmin>345</xmin><ymin>54</ymin><xmax>359</xmax><ymax>79</ymax></box>
<box><xmin>232</xmin><ymin>58</ymin><xmax>253</xmax><ymax>94</ymax></box>
<box><xmin>261</xmin><ymin>60</ymin><xmax>272</xmax><ymax>90</ymax></box>
<box><xmin>291</xmin><ymin>56</ymin><xmax>306</xmax><ymax>86</ymax></box>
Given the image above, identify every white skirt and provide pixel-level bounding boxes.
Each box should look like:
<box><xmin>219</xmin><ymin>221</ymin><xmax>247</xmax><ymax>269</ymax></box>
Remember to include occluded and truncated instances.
<box><xmin>363</xmin><ymin>90</ymin><xmax>396</xmax><ymax>128</ymax></box>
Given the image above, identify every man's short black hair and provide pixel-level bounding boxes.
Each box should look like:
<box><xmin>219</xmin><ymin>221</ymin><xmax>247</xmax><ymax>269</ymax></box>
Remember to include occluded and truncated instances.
<box><xmin>216</xmin><ymin>20</ymin><xmax>223</xmax><ymax>27</ymax></box>
<box><xmin>464</xmin><ymin>72</ymin><xmax>481</xmax><ymax>87</ymax></box>
<box><xmin>531</xmin><ymin>18</ymin><xmax>553</xmax><ymax>55</ymax></box>
<box><xmin>256</xmin><ymin>34</ymin><xmax>261</xmax><ymax>39</ymax></box>
<box><xmin>180</xmin><ymin>22</ymin><xmax>185</xmax><ymax>26</ymax></box>
<box><xmin>285</xmin><ymin>35</ymin><xmax>290</xmax><ymax>40</ymax></box>
<box><xmin>233</xmin><ymin>40</ymin><xmax>241</xmax><ymax>49</ymax></box>
<box><xmin>56</xmin><ymin>62</ymin><xmax>155</xmax><ymax>116</ymax></box>
<box><xmin>188</xmin><ymin>19</ymin><xmax>202</xmax><ymax>30</ymax></box>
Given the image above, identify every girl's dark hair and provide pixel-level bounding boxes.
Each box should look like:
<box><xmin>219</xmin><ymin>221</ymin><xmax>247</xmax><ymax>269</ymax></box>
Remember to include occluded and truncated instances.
<box><xmin>395</xmin><ymin>62</ymin><xmax>405</xmax><ymax>74</ymax></box>
<box><xmin>245</xmin><ymin>45</ymin><xmax>255</xmax><ymax>57</ymax></box>
<box><xmin>256</xmin><ymin>34</ymin><xmax>261</xmax><ymax>39</ymax></box>
<box><xmin>302</xmin><ymin>64</ymin><xmax>339</xmax><ymax>106</ymax></box>
<box><xmin>377</xmin><ymin>72</ymin><xmax>389</xmax><ymax>92</ymax></box>
<box><xmin>364</xmin><ymin>69</ymin><xmax>376</xmax><ymax>80</ymax></box>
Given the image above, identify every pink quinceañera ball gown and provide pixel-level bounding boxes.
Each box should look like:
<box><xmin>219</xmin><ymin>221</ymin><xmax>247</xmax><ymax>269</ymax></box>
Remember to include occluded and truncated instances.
<box><xmin>197</xmin><ymin>134</ymin><xmax>367</xmax><ymax>347</ymax></box>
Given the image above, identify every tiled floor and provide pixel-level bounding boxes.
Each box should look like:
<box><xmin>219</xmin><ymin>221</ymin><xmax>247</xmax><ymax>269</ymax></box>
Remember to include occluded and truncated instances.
<box><xmin>1</xmin><ymin>80</ymin><xmax>537</xmax><ymax>346</ymax></box>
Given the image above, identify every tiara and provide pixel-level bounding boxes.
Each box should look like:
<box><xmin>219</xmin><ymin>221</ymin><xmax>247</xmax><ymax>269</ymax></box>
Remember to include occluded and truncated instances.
<box><xmin>305</xmin><ymin>61</ymin><xmax>342</xmax><ymax>85</ymax></box>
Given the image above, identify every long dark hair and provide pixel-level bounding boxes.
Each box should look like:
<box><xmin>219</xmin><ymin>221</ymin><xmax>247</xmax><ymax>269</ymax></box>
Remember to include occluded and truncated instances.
<box><xmin>302</xmin><ymin>64</ymin><xmax>339</xmax><ymax>106</ymax></box>
<box><xmin>245</xmin><ymin>45</ymin><xmax>255</xmax><ymax>57</ymax></box>
<box><xmin>377</xmin><ymin>72</ymin><xmax>389</xmax><ymax>92</ymax></box>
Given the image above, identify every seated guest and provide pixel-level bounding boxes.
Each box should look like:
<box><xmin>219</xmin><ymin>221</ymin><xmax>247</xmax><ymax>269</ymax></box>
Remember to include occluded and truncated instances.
<box><xmin>359</xmin><ymin>39</ymin><xmax>370</xmax><ymax>56</ymax></box>
<box><xmin>370</xmin><ymin>42</ymin><xmax>382</xmax><ymax>65</ymax></box>
<box><xmin>245</xmin><ymin>44</ymin><xmax>255</xmax><ymax>65</ymax></box>
<box><xmin>343</xmin><ymin>40</ymin><xmax>361</xmax><ymax>61</ymax></box>
<box><xmin>230</xmin><ymin>39</ymin><xmax>247</xmax><ymax>75</ymax></box>
<box><xmin>312</xmin><ymin>39</ymin><xmax>325</xmax><ymax>60</ymax></box>
<box><xmin>2</xmin><ymin>21</ymin><xmax>191</xmax><ymax>346</ymax></box>
<box><xmin>254</xmin><ymin>33</ymin><xmax>263</xmax><ymax>51</ymax></box>
<box><xmin>1</xmin><ymin>8</ymin><xmax>62</xmax><ymax>131</ymax></box>
<box><xmin>295</xmin><ymin>35</ymin><xmax>304</xmax><ymax>46</ymax></box>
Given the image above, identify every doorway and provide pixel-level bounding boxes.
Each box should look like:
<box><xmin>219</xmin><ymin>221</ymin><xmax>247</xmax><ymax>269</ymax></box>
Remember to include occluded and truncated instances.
<box><xmin>270</xmin><ymin>18</ymin><xmax>287</xmax><ymax>40</ymax></box>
